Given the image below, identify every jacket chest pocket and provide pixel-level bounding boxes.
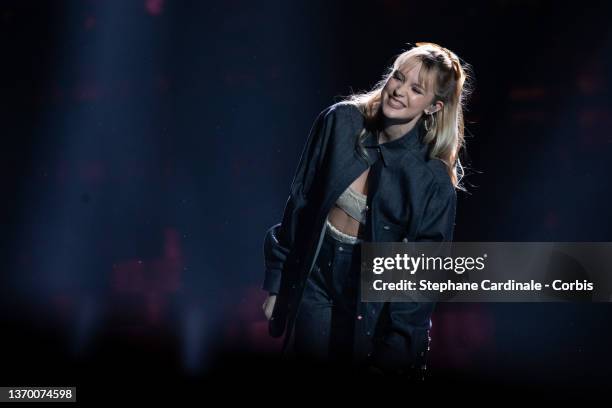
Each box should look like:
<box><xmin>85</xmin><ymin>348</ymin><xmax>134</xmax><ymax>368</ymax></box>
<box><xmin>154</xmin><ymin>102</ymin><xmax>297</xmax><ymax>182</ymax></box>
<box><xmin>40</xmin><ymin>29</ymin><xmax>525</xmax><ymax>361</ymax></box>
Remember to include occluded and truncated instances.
<box><xmin>377</xmin><ymin>218</ymin><xmax>407</xmax><ymax>242</ymax></box>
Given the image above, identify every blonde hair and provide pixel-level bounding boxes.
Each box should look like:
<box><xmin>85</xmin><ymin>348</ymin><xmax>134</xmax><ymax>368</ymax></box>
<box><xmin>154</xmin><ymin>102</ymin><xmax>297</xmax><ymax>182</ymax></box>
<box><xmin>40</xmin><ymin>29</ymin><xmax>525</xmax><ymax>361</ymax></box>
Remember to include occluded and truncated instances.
<box><xmin>342</xmin><ymin>42</ymin><xmax>474</xmax><ymax>191</ymax></box>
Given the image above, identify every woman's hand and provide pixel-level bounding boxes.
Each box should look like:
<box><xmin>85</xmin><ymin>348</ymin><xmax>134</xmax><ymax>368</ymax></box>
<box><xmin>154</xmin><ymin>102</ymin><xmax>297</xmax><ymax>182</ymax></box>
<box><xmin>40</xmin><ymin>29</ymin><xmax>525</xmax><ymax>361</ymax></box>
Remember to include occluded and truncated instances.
<box><xmin>262</xmin><ymin>294</ymin><xmax>277</xmax><ymax>321</ymax></box>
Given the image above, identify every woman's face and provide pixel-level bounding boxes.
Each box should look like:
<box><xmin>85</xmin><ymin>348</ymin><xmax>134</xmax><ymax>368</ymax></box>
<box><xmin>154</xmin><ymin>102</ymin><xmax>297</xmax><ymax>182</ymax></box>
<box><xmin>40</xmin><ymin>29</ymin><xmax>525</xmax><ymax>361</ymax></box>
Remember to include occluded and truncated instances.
<box><xmin>381</xmin><ymin>61</ymin><xmax>441</xmax><ymax>121</ymax></box>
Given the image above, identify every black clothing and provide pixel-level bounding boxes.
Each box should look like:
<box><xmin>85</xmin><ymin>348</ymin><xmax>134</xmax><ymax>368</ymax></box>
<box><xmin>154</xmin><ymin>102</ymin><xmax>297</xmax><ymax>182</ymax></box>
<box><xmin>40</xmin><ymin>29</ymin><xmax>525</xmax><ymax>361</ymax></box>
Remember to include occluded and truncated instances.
<box><xmin>262</xmin><ymin>101</ymin><xmax>457</xmax><ymax>373</ymax></box>
<box><xmin>292</xmin><ymin>229</ymin><xmax>361</xmax><ymax>365</ymax></box>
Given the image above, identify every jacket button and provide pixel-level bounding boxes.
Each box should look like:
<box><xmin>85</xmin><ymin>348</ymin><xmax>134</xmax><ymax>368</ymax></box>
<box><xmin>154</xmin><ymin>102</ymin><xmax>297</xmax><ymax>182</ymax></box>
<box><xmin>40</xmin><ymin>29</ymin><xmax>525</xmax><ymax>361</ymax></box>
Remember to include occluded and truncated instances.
<box><xmin>338</xmin><ymin>246</ymin><xmax>344</xmax><ymax>252</ymax></box>
<box><xmin>357</xmin><ymin>315</ymin><xmax>363</xmax><ymax>320</ymax></box>
<box><xmin>383</xmin><ymin>225</ymin><xmax>390</xmax><ymax>230</ymax></box>
<box><xmin>365</xmin><ymin>205</ymin><xmax>369</xmax><ymax>211</ymax></box>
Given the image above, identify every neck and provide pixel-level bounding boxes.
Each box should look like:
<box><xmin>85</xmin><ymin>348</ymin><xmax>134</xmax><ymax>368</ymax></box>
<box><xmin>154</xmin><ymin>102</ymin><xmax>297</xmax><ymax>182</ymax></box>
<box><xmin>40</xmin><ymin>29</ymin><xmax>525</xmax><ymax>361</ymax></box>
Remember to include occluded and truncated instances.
<box><xmin>377</xmin><ymin>113</ymin><xmax>422</xmax><ymax>144</ymax></box>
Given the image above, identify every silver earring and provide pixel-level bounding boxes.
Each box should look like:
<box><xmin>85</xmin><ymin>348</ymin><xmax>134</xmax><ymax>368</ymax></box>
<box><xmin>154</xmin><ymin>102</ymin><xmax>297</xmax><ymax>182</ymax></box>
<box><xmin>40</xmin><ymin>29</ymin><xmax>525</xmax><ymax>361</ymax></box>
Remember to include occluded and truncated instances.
<box><xmin>424</xmin><ymin>112</ymin><xmax>436</xmax><ymax>132</ymax></box>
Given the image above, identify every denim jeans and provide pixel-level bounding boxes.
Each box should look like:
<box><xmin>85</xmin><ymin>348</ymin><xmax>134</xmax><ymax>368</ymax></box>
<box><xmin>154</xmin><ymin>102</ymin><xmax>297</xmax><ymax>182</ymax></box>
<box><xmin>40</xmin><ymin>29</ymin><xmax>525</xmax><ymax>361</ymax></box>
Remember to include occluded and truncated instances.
<box><xmin>292</xmin><ymin>228</ymin><xmax>362</xmax><ymax>365</ymax></box>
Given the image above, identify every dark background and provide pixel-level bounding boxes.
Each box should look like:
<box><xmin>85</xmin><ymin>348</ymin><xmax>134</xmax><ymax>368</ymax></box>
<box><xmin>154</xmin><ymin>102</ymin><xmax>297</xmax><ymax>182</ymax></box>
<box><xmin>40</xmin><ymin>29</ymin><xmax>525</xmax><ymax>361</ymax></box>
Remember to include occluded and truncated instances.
<box><xmin>1</xmin><ymin>0</ymin><xmax>611</xmax><ymax>402</ymax></box>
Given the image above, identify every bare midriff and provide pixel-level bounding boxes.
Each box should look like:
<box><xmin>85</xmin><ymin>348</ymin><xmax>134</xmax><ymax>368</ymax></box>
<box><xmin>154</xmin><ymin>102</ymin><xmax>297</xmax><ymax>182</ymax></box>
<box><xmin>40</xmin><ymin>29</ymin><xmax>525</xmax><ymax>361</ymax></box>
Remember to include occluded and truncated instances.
<box><xmin>326</xmin><ymin>167</ymin><xmax>371</xmax><ymax>238</ymax></box>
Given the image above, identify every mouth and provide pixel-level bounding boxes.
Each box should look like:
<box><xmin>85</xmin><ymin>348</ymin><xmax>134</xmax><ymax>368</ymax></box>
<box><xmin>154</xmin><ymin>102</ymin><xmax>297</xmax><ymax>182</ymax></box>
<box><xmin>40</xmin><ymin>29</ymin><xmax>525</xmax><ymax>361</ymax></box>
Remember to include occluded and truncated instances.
<box><xmin>387</xmin><ymin>95</ymin><xmax>406</xmax><ymax>109</ymax></box>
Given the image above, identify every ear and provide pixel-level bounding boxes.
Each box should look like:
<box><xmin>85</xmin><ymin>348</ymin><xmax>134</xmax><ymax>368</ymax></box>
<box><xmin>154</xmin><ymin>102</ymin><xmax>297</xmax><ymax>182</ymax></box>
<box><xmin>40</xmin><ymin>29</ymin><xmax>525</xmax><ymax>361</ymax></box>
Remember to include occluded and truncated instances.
<box><xmin>426</xmin><ymin>100</ymin><xmax>444</xmax><ymax>115</ymax></box>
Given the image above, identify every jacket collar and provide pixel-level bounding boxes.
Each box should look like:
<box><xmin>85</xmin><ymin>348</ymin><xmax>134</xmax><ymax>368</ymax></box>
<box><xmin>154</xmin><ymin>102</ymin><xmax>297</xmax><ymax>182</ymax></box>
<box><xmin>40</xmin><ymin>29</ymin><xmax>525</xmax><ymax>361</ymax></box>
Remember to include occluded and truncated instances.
<box><xmin>361</xmin><ymin>120</ymin><xmax>428</xmax><ymax>167</ymax></box>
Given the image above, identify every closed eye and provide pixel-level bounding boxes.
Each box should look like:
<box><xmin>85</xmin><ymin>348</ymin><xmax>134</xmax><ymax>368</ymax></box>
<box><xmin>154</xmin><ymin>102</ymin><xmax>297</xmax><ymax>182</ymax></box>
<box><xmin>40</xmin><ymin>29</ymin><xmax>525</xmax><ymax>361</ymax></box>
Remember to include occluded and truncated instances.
<box><xmin>394</xmin><ymin>71</ymin><xmax>425</xmax><ymax>93</ymax></box>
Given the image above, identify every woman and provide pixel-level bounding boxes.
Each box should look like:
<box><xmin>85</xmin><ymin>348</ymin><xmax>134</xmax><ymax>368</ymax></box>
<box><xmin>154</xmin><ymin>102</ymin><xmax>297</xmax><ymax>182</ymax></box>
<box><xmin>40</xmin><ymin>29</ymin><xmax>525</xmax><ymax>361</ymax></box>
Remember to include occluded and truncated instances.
<box><xmin>261</xmin><ymin>42</ymin><xmax>473</xmax><ymax>377</ymax></box>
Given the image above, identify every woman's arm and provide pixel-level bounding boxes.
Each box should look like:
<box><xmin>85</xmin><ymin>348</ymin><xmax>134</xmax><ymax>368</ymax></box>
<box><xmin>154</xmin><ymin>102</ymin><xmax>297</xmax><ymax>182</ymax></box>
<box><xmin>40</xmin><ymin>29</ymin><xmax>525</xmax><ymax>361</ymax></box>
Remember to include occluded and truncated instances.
<box><xmin>414</xmin><ymin>180</ymin><xmax>457</xmax><ymax>243</ymax></box>
<box><xmin>371</xmin><ymin>181</ymin><xmax>457</xmax><ymax>375</ymax></box>
<box><xmin>262</xmin><ymin>105</ymin><xmax>337</xmax><ymax>294</ymax></box>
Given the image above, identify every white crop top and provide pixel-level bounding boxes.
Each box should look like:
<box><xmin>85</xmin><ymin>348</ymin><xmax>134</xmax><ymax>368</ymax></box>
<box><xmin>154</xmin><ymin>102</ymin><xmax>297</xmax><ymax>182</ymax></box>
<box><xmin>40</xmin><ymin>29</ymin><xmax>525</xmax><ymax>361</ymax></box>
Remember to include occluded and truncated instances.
<box><xmin>325</xmin><ymin>185</ymin><xmax>367</xmax><ymax>244</ymax></box>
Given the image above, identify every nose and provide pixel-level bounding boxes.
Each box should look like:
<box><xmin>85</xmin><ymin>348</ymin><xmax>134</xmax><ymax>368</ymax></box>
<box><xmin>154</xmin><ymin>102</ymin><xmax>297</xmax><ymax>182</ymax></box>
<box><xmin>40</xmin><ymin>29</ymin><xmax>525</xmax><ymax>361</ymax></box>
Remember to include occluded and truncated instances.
<box><xmin>393</xmin><ymin>83</ymin><xmax>407</xmax><ymax>98</ymax></box>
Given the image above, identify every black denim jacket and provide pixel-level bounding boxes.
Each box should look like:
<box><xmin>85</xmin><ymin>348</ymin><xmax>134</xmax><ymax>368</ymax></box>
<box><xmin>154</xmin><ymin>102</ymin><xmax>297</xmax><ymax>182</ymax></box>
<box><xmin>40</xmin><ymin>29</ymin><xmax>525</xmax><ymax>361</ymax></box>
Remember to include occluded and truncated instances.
<box><xmin>262</xmin><ymin>101</ymin><xmax>457</xmax><ymax>373</ymax></box>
